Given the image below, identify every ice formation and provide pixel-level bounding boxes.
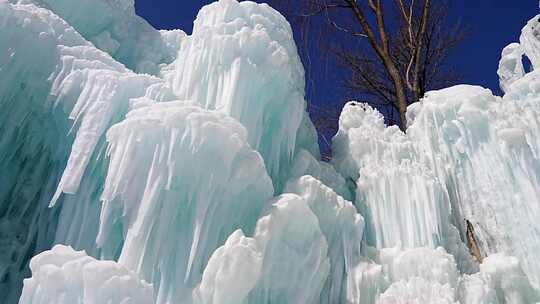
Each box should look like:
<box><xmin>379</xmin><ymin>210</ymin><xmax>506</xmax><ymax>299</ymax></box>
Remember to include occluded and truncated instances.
<box><xmin>1</xmin><ymin>0</ymin><xmax>540</xmax><ymax>303</ymax></box>
<box><xmin>19</xmin><ymin>245</ymin><xmax>153</xmax><ymax>304</ymax></box>
<box><xmin>15</xmin><ymin>0</ymin><xmax>184</xmax><ymax>74</ymax></box>
<box><xmin>99</xmin><ymin>101</ymin><xmax>274</xmax><ymax>302</ymax></box>
<box><xmin>161</xmin><ymin>0</ymin><xmax>319</xmax><ymax>190</ymax></box>
<box><xmin>498</xmin><ymin>43</ymin><xmax>525</xmax><ymax>93</ymax></box>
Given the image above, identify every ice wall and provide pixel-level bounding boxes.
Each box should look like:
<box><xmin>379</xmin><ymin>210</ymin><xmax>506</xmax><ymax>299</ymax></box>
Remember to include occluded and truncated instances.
<box><xmin>0</xmin><ymin>2</ymin><xmax>113</xmax><ymax>300</ymax></box>
<box><xmin>331</xmin><ymin>85</ymin><xmax>540</xmax><ymax>299</ymax></box>
<box><xmin>2</xmin><ymin>0</ymin><xmax>540</xmax><ymax>303</ymax></box>
<box><xmin>0</xmin><ymin>0</ymin><xmax>179</xmax><ymax>299</ymax></box>
<box><xmin>407</xmin><ymin>84</ymin><xmax>540</xmax><ymax>282</ymax></box>
<box><xmin>330</xmin><ymin>14</ymin><xmax>540</xmax><ymax>301</ymax></box>
<box><xmin>0</xmin><ymin>0</ymin><xmax>322</xmax><ymax>302</ymax></box>
<box><xmin>333</xmin><ymin>103</ymin><xmax>453</xmax><ymax>250</ymax></box>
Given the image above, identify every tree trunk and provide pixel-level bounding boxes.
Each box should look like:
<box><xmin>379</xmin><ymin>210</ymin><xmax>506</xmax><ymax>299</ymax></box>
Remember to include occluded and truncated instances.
<box><xmin>387</xmin><ymin>64</ymin><xmax>408</xmax><ymax>131</ymax></box>
<box><xmin>397</xmin><ymin>96</ymin><xmax>408</xmax><ymax>131</ymax></box>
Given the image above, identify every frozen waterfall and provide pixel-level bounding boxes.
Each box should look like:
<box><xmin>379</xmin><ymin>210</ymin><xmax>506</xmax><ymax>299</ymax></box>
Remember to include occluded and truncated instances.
<box><xmin>1</xmin><ymin>0</ymin><xmax>540</xmax><ymax>303</ymax></box>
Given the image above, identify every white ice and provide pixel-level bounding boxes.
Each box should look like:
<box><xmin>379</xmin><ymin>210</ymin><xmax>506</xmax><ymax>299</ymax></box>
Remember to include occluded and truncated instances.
<box><xmin>1</xmin><ymin>0</ymin><xmax>540</xmax><ymax>303</ymax></box>
<box><xmin>19</xmin><ymin>245</ymin><xmax>153</xmax><ymax>304</ymax></box>
<box><xmin>161</xmin><ymin>0</ymin><xmax>319</xmax><ymax>190</ymax></box>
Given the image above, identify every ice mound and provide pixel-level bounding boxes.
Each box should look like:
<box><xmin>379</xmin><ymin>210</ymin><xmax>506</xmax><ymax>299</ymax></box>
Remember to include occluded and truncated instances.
<box><xmin>1</xmin><ymin>1</ymin><xmax>318</xmax><ymax>301</ymax></box>
<box><xmin>194</xmin><ymin>230</ymin><xmax>262</xmax><ymax>304</ymax></box>
<box><xmin>193</xmin><ymin>176</ymin><xmax>363</xmax><ymax>304</ymax></box>
<box><xmin>19</xmin><ymin>245</ymin><xmax>153</xmax><ymax>304</ymax></box>
<box><xmin>195</xmin><ymin>193</ymin><xmax>330</xmax><ymax>304</ymax></box>
<box><xmin>379</xmin><ymin>277</ymin><xmax>457</xmax><ymax>304</ymax></box>
<box><xmin>2</xmin><ymin>0</ymin><xmax>540</xmax><ymax>303</ymax></box>
<box><xmin>375</xmin><ymin>247</ymin><xmax>538</xmax><ymax>304</ymax></box>
<box><xmin>379</xmin><ymin>248</ymin><xmax>461</xmax><ymax>303</ymax></box>
<box><xmin>285</xmin><ymin>176</ymin><xmax>364</xmax><ymax>302</ymax></box>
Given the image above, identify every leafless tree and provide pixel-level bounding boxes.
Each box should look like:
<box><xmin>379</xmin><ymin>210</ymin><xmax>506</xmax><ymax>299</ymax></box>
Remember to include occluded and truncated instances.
<box><xmin>270</xmin><ymin>0</ymin><xmax>466</xmax><ymax>131</ymax></box>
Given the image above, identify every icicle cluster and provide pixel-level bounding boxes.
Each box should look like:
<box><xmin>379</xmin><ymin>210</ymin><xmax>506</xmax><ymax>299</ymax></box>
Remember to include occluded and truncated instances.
<box><xmin>1</xmin><ymin>0</ymin><xmax>540</xmax><ymax>303</ymax></box>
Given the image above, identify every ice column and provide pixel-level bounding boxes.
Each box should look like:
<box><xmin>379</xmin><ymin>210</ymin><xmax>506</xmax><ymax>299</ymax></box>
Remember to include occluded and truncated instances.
<box><xmin>163</xmin><ymin>0</ymin><xmax>319</xmax><ymax>189</ymax></box>
<box><xmin>98</xmin><ymin>101</ymin><xmax>274</xmax><ymax>302</ymax></box>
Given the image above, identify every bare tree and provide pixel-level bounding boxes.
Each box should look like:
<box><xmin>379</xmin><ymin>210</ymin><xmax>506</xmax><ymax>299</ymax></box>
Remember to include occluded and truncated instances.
<box><xmin>271</xmin><ymin>0</ymin><xmax>466</xmax><ymax>131</ymax></box>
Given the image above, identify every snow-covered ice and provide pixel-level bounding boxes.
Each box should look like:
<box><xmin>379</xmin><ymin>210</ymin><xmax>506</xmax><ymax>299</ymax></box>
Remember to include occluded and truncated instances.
<box><xmin>19</xmin><ymin>245</ymin><xmax>153</xmax><ymax>304</ymax></box>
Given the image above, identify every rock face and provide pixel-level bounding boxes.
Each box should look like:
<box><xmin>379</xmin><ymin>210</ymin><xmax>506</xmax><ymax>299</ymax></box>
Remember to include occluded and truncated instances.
<box><xmin>1</xmin><ymin>0</ymin><xmax>540</xmax><ymax>303</ymax></box>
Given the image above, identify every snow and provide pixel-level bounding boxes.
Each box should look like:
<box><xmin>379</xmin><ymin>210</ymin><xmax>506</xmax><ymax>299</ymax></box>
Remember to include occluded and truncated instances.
<box><xmin>1</xmin><ymin>0</ymin><xmax>540</xmax><ymax>303</ymax></box>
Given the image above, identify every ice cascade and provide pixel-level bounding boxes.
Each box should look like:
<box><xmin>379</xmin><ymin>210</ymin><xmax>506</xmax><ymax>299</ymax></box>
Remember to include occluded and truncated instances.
<box><xmin>1</xmin><ymin>0</ymin><xmax>540</xmax><ymax>303</ymax></box>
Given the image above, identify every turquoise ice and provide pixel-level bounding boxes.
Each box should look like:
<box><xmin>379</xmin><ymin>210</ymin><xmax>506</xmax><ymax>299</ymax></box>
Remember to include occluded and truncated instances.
<box><xmin>1</xmin><ymin>0</ymin><xmax>540</xmax><ymax>303</ymax></box>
